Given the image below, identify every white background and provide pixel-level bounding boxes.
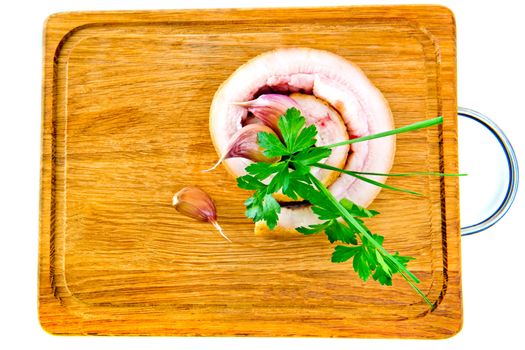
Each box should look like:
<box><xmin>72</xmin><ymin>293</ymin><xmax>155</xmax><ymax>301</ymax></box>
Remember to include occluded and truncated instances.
<box><xmin>1</xmin><ymin>0</ymin><xmax>523</xmax><ymax>349</ymax></box>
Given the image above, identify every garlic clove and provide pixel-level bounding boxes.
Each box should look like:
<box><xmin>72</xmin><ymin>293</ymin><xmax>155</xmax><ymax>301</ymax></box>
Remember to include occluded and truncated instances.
<box><xmin>233</xmin><ymin>94</ymin><xmax>300</xmax><ymax>136</ymax></box>
<box><xmin>203</xmin><ymin>124</ymin><xmax>281</xmax><ymax>172</ymax></box>
<box><xmin>172</xmin><ymin>189</ymin><xmax>213</xmax><ymax>222</ymax></box>
<box><xmin>172</xmin><ymin>187</ymin><xmax>231</xmax><ymax>242</ymax></box>
<box><xmin>226</xmin><ymin>124</ymin><xmax>281</xmax><ymax>162</ymax></box>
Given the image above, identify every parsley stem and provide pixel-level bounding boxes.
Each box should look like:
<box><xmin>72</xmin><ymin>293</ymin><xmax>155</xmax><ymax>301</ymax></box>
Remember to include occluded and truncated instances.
<box><xmin>308</xmin><ymin>174</ymin><xmax>418</xmax><ymax>281</ymax></box>
<box><xmin>322</xmin><ymin>116</ymin><xmax>443</xmax><ymax>149</ymax></box>
<box><xmin>308</xmin><ymin>173</ymin><xmax>434</xmax><ymax>307</ymax></box>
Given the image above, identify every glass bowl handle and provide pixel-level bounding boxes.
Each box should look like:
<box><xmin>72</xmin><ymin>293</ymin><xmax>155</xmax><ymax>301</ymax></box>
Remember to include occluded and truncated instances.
<box><xmin>458</xmin><ymin>107</ymin><xmax>519</xmax><ymax>236</ymax></box>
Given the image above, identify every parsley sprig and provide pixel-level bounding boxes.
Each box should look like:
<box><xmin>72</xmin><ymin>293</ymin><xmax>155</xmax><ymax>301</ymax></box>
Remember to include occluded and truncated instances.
<box><xmin>237</xmin><ymin>107</ymin><xmax>448</xmax><ymax>307</ymax></box>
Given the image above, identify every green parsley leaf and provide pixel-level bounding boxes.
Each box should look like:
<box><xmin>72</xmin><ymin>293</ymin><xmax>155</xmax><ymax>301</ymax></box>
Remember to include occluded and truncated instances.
<box><xmin>366</xmin><ymin>233</ymin><xmax>385</xmax><ymax>246</ymax></box>
<box><xmin>237</xmin><ymin>174</ymin><xmax>264</xmax><ymax>190</ymax></box>
<box><xmin>293</xmin><ymin>147</ymin><xmax>332</xmax><ymax>166</ymax></box>
<box><xmin>267</xmin><ymin>166</ymin><xmax>289</xmax><ymax>193</ymax></box>
<box><xmin>282</xmin><ymin>176</ymin><xmax>314</xmax><ymax>201</ymax></box>
<box><xmin>296</xmin><ymin>221</ymin><xmax>332</xmax><ymax>235</ymax></box>
<box><xmin>375</xmin><ymin>250</ymin><xmax>392</xmax><ymax>276</ymax></box>
<box><xmin>276</xmin><ymin>107</ymin><xmax>320</xmax><ymax>154</ymax></box>
<box><xmin>278</xmin><ymin>107</ymin><xmax>306</xmax><ymax>151</ymax></box>
<box><xmin>311</xmin><ymin>204</ymin><xmax>340</xmax><ymax>221</ymax></box>
<box><xmin>372</xmin><ymin>265</ymin><xmax>393</xmax><ymax>286</ymax></box>
<box><xmin>331</xmin><ymin>245</ymin><xmax>361</xmax><ymax>263</ymax></box>
<box><xmin>298</xmin><ymin>219</ymin><xmax>358</xmax><ymax>244</ymax></box>
<box><xmin>372</xmin><ymin>252</ymin><xmax>415</xmax><ymax>286</ymax></box>
<box><xmin>353</xmin><ymin>248</ymin><xmax>371</xmax><ymax>281</ymax></box>
<box><xmin>261</xmin><ymin>194</ymin><xmax>280</xmax><ymax>229</ymax></box>
<box><xmin>325</xmin><ymin>220</ymin><xmax>358</xmax><ymax>244</ymax></box>
<box><xmin>257</xmin><ymin>131</ymin><xmax>288</xmax><ymax>157</ymax></box>
<box><xmin>245</xmin><ymin>161</ymin><xmax>285</xmax><ymax>181</ymax></box>
<box><xmin>392</xmin><ymin>252</ymin><xmax>415</xmax><ymax>267</ymax></box>
<box><xmin>293</xmin><ymin>124</ymin><xmax>318</xmax><ymax>152</ymax></box>
<box><xmin>340</xmin><ymin>198</ymin><xmax>379</xmax><ymax>218</ymax></box>
<box><xmin>244</xmin><ymin>191</ymin><xmax>281</xmax><ymax>230</ymax></box>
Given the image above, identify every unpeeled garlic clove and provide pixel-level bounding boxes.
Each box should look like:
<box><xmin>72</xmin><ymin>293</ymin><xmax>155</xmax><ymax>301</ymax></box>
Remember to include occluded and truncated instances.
<box><xmin>203</xmin><ymin>124</ymin><xmax>281</xmax><ymax>172</ymax></box>
<box><xmin>233</xmin><ymin>94</ymin><xmax>300</xmax><ymax>136</ymax></box>
<box><xmin>225</xmin><ymin>124</ymin><xmax>282</xmax><ymax>162</ymax></box>
<box><xmin>172</xmin><ymin>187</ymin><xmax>231</xmax><ymax>242</ymax></box>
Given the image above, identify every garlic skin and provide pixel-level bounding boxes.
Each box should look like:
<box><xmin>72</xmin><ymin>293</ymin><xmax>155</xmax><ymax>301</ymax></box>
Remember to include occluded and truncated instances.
<box><xmin>204</xmin><ymin>124</ymin><xmax>281</xmax><ymax>172</ymax></box>
<box><xmin>234</xmin><ymin>94</ymin><xmax>300</xmax><ymax>137</ymax></box>
<box><xmin>172</xmin><ymin>187</ymin><xmax>231</xmax><ymax>242</ymax></box>
<box><xmin>172</xmin><ymin>187</ymin><xmax>215</xmax><ymax>222</ymax></box>
<box><xmin>226</xmin><ymin>124</ymin><xmax>281</xmax><ymax>163</ymax></box>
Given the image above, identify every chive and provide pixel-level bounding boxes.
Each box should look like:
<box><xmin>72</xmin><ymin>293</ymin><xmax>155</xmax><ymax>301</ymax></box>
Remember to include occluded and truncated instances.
<box><xmin>313</xmin><ymin>163</ymin><xmax>423</xmax><ymax>196</ymax></box>
<box><xmin>329</xmin><ymin>170</ymin><xmax>467</xmax><ymax>177</ymax></box>
<box><xmin>323</xmin><ymin>116</ymin><xmax>443</xmax><ymax>149</ymax></box>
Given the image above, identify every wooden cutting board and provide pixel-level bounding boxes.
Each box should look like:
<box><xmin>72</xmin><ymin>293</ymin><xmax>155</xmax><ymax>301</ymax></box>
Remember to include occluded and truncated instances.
<box><xmin>39</xmin><ymin>6</ymin><xmax>461</xmax><ymax>338</ymax></box>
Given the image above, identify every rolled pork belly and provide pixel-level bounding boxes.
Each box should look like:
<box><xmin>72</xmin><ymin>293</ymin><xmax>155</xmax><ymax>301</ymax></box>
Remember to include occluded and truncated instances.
<box><xmin>209</xmin><ymin>48</ymin><xmax>395</xmax><ymax>235</ymax></box>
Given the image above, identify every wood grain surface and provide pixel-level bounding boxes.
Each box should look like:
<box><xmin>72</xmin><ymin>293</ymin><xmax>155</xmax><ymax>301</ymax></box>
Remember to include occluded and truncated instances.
<box><xmin>39</xmin><ymin>6</ymin><xmax>461</xmax><ymax>338</ymax></box>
